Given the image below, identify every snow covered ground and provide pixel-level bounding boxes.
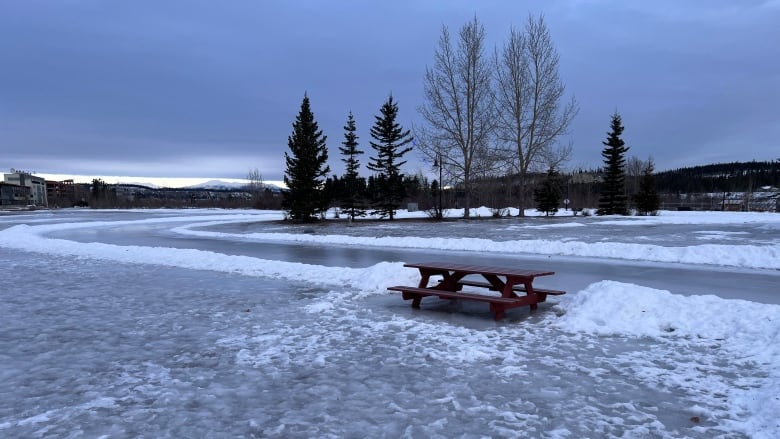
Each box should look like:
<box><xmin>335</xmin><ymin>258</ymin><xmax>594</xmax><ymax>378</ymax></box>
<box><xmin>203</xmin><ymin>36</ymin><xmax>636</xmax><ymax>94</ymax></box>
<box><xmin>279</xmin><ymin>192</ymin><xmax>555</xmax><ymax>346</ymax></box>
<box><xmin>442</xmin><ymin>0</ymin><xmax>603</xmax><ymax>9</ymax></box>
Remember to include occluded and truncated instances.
<box><xmin>0</xmin><ymin>208</ymin><xmax>778</xmax><ymax>438</ymax></box>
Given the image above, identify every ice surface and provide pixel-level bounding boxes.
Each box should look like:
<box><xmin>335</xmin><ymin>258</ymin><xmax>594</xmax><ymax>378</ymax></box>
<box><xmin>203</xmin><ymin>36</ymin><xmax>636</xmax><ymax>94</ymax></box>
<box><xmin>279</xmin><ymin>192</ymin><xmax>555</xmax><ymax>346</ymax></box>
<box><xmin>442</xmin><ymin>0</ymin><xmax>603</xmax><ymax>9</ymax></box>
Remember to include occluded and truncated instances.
<box><xmin>1</xmin><ymin>208</ymin><xmax>778</xmax><ymax>438</ymax></box>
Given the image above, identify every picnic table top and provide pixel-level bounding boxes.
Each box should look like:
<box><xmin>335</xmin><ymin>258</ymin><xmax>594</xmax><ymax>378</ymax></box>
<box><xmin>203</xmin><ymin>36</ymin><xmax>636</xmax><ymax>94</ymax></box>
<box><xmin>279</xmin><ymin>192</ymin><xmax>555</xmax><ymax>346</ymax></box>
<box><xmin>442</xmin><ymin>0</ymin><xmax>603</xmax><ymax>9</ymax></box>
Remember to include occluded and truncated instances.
<box><xmin>403</xmin><ymin>261</ymin><xmax>555</xmax><ymax>278</ymax></box>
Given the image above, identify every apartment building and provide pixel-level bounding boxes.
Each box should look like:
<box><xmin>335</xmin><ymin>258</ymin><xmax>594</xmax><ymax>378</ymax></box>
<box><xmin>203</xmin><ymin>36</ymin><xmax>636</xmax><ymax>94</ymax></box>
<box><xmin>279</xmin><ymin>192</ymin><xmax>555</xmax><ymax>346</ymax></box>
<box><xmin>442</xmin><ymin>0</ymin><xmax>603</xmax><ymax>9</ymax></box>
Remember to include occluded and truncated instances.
<box><xmin>3</xmin><ymin>171</ymin><xmax>48</xmax><ymax>207</ymax></box>
<box><xmin>0</xmin><ymin>182</ymin><xmax>32</xmax><ymax>206</ymax></box>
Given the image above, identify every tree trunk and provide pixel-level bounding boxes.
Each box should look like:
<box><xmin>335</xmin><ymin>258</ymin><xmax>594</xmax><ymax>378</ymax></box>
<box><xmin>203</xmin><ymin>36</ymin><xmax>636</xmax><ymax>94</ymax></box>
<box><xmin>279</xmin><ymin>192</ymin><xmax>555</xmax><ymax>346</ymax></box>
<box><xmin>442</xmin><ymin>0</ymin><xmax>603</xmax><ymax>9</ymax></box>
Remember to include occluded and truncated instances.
<box><xmin>517</xmin><ymin>171</ymin><xmax>527</xmax><ymax>217</ymax></box>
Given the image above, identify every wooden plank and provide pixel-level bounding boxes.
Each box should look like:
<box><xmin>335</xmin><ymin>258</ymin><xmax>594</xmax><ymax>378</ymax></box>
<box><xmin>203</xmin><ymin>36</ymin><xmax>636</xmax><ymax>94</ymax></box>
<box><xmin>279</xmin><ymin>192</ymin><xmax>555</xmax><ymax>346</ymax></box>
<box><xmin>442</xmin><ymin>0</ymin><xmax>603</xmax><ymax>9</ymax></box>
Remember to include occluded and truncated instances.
<box><xmin>534</xmin><ymin>288</ymin><xmax>566</xmax><ymax>296</ymax></box>
<box><xmin>457</xmin><ymin>279</ymin><xmax>506</xmax><ymax>289</ymax></box>
<box><xmin>457</xmin><ymin>279</ymin><xmax>566</xmax><ymax>295</ymax></box>
<box><xmin>388</xmin><ymin>285</ymin><xmax>548</xmax><ymax>320</ymax></box>
<box><xmin>387</xmin><ymin>286</ymin><xmax>518</xmax><ymax>304</ymax></box>
<box><xmin>403</xmin><ymin>261</ymin><xmax>554</xmax><ymax>278</ymax></box>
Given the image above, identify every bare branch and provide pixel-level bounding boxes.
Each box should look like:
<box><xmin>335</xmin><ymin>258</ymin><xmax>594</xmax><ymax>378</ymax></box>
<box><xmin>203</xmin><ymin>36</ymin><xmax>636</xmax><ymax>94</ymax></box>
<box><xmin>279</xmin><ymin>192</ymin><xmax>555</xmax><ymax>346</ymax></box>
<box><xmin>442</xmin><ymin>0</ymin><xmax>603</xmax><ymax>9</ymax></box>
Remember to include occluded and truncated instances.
<box><xmin>417</xmin><ymin>16</ymin><xmax>495</xmax><ymax>218</ymax></box>
<box><xmin>493</xmin><ymin>14</ymin><xmax>578</xmax><ymax>215</ymax></box>
<box><xmin>246</xmin><ymin>168</ymin><xmax>263</xmax><ymax>192</ymax></box>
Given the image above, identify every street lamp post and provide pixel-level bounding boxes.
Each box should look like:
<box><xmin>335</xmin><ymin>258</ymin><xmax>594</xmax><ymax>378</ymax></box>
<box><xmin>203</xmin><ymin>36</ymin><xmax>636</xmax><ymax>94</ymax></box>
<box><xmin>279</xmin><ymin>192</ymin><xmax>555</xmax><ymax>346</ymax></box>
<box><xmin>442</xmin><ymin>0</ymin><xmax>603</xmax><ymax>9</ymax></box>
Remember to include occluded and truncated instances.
<box><xmin>433</xmin><ymin>154</ymin><xmax>443</xmax><ymax>220</ymax></box>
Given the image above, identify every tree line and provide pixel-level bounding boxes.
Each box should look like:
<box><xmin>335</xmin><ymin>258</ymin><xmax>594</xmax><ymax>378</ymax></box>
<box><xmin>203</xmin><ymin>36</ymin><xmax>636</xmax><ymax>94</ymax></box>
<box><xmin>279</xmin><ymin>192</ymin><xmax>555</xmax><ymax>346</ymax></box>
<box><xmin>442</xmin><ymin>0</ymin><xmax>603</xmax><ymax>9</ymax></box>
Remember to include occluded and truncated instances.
<box><xmin>281</xmin><ymin>83</ymin><xmax>663</xmax><ymax>220</ymax></box>
<box><xmin>283</xmin><ymin>14</ymin><xmax>580</xmax><ymax>222</ymax></box>
<box><xmin>528</xmin><ymin>112</ymin><xmax>660</xmax><ymax>217</ymax></box>
<box><xmin>282</xmin><ymin>94</ymin><xmax>414</xmax><ymax>222</ymax></box>
<box><xmin>654</xmin><ymin>161</ymin><xmax>780</xmax><ymax>194</ymax></box>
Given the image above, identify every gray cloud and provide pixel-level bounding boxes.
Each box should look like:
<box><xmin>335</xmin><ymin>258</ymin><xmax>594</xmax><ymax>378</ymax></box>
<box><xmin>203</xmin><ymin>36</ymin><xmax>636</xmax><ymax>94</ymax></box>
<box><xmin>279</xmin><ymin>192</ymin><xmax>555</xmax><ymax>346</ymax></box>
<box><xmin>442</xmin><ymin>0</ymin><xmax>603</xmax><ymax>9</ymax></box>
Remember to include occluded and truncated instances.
<box><xmin>1</xmin><ymin>0</ymin><xmax>778</xmax><ymax>182</ymax></box>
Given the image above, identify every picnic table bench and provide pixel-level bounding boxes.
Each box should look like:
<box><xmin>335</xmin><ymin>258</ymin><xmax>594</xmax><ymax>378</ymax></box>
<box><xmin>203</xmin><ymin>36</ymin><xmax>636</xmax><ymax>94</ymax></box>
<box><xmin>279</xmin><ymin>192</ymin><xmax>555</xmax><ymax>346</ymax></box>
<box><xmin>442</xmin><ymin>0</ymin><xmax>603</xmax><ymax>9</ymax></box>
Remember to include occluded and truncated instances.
<box><xmin>388</xmin><ymin>261</ymin><xmax>565</xmax><ymax>320</ymax></box>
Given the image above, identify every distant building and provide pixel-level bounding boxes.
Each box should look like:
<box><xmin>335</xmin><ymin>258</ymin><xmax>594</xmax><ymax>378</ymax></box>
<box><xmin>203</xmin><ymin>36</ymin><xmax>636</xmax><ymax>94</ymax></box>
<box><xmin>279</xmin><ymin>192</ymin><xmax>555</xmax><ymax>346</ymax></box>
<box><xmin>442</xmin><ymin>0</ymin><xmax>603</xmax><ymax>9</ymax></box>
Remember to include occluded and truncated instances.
<box><xmin>3</xmin><ymin>171</ymin><xmax>48</xmax><ymax>206</ymax></box>
<box><xmin>749</xmin><ymin>187</ymin><xmax>780</xmax><ymax>212</ymax></box>
<box><xmin>716</xmin><ymin>189</ymin><xmax>780</xmax><ymax>212</ymax></box>
<box><xmin>0</xmin><ymin>182</ymin><xmax>32</xmax><ymax>206</ymax></box>
<box><xmin>46</xmin><ymin>179</ymin><xmax>88</xmax><ymax>207</ymax></box>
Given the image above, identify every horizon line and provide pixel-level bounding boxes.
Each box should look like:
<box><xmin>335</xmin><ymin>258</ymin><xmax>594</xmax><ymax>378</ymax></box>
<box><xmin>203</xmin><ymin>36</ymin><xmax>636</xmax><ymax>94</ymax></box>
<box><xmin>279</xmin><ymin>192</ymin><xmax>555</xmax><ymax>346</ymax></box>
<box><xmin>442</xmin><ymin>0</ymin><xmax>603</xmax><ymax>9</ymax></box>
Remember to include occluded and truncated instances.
<box><xmin>35</xmin><ymin>173</ymin><xmax>286</xmax><ymax>189</ymax></box>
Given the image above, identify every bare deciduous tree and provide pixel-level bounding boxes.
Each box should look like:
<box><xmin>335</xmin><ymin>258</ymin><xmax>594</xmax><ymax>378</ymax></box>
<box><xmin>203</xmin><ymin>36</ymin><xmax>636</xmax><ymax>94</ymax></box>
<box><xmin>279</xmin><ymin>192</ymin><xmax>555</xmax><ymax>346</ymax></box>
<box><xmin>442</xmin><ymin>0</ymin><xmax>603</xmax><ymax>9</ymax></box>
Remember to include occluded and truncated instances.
<box><xmin>625</xmin><ymin>156</ymin><xmax>645</xmax><ymax>198</ymax></box>
<box><xmin>247</xmin><ymin>168</ymin><xmax>264</xmax><ymax>192</ymax></box>
<box><xmin>417</xmin><ymin>16</ymin><xmax>495</xmax><ymax>218</ymax></box>
<box><xmin>247</xmin><ymin>167</ymin><xmax>265</xmax><ymax>208</ymax></box>
<box><xmin>494</xmin><ymin>15</ymin><xmax>578</xmax><ymax>216</ymax></box>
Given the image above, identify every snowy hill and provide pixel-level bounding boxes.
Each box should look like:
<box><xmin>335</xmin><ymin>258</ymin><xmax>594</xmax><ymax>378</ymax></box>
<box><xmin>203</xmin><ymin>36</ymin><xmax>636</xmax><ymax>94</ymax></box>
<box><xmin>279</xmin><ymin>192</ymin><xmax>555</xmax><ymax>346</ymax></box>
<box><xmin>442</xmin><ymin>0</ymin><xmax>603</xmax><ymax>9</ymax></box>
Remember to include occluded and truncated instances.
<box><xmin>122</xmin><ymin>181</ymin><xmax>161</xmax><ymax>189</ymax></box>
<box><xmin>183</xmin><ymin>180</ymin><xmax>248</xmax><ymax>190</ymax></box>
<box><xmin>183</xmin><ymin>180</ymin><xmax>285</xmax><ymax>191</ymax></box>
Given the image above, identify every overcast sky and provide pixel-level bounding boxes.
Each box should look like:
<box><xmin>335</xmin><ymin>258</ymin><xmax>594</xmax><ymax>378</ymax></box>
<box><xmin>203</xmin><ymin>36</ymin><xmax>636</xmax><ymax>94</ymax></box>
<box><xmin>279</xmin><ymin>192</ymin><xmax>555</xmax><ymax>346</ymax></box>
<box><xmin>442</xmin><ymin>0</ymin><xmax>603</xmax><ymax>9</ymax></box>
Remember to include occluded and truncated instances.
<box><xmin>1</xmin><ymin>0</ymin><xmax>778</xmax><ymax>185</ymax></box>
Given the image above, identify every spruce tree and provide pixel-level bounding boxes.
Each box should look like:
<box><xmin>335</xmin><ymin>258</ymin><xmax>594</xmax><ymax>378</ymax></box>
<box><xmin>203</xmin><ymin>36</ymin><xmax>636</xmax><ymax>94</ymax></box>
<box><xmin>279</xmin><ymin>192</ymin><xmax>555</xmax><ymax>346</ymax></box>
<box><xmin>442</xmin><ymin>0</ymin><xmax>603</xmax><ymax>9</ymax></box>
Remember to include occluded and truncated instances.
<box><xmin>90</xmin><ymin>178</ymin><xmax>109</xmax><ymax>208</ymax></box>
<box><xmin>534</xmin><ymin>167</ymin><xmax>562</xmax><ymax>216</ymax></box>
<box><xmin>339</xmin><ymin>112</ymin><xmax>366</xmax><ymax>220</ymax></box>
<box><xmin>367</xmin><ymin>95</ymin><xmax>413</xmax><ymax>220</ymax></box>
<box><xmin>282</xmin><ymin>94</ymin><xmax>330</xmax><ymax>222</ymax></box>
<box><xmin>634</xmin><ymin>158</ymin><xmax>661</xmax><ymax>216</ymax></box>
<box><xmin>597</xmin><ymin>112</ymin><xmax>630</xmax><ymax>215</ymax></box>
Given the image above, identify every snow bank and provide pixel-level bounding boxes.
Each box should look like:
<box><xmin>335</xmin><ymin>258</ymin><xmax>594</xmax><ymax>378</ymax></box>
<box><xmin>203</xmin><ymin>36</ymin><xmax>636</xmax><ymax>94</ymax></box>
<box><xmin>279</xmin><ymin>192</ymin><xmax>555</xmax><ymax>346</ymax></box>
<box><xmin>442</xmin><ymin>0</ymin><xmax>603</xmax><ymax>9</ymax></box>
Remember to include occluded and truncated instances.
<box><xmin>555</xmin><ymin>281</ymin><xmax>780</xmax><ymax>437</ymax></box>
<box><xmin>557</xmin><ymin>280</ymin><xmax>777</xmax><ymax>342</ymax></box>
<box><xmin>173</xmin><ymin>224</ymin><xmax>780</xmax><ymax>270</ymax></box>
<box><xmin>402</xmin><ymin>206</ymin><xmax>780</xmax><ymax>225</ymax></box>
<box><xmin>0</xmin><ymin>221</ymin><xmax>419</xmax><ymax>295</ymax></box>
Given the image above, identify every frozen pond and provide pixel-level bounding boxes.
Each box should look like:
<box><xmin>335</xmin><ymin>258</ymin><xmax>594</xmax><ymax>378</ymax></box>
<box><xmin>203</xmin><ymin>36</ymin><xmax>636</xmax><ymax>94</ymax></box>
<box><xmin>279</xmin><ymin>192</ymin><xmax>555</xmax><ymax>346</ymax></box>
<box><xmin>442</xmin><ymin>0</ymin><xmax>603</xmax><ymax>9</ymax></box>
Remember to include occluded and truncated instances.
<box><xmin>1</xmin><ymin>208</ymin><xmax>778</xmax><ymax>438</ymax></box>
<box><xmin>209</xmin><ymin>213</ymin><xmax>780</xmax><ymax>247</ymax></box>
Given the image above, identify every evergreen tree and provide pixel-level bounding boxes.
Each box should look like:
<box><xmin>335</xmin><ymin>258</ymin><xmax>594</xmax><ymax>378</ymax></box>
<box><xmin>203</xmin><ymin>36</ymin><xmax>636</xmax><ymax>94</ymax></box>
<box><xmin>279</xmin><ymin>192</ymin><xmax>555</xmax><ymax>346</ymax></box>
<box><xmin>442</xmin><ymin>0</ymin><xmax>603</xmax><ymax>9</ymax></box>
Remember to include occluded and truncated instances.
<box><xmin>323</xmin><ymin>175</ymin><xmax>343</xmax><ymax>213</ymax></box>
<box><xmin>282</xmin><ymin>94</ymin><xmax>330</xmax><ymax>222</ymax></box>
<box><xmin>597</xmin><ymin>112</ymin><xmax>630</xmax><ymax>215</ymax></box>
<box><xmin>366</xmin><ymin>175</ymin><xmax>380</xmax><ymax>207</ymax></box>
<box><xmin>634</xmin><ymin>158</ymin><xmax>661</xmax><ymax>216</ymax></box>
<box><xmin>367</xmin><ymin>95</ymin><xmax>413</xmax><ymax>220</ymax></box>
<box><xmin>339</xmin><ymin>112</ymin><xmax>366</xmax><ymax>220</ymax></box>
<box><xmin>534</xmin><ymin>167</ymin><xmax>562</xmax><ymax>216</ymax></box>
<box><xmin>90</xmin><ymin>178</ymin><xmax>105</xmax><ymax>201</ymax></box>
<box><xmin>90</xmin><ymin>178</ymin><xmax>106</xmax><ymax>208</ymax></box>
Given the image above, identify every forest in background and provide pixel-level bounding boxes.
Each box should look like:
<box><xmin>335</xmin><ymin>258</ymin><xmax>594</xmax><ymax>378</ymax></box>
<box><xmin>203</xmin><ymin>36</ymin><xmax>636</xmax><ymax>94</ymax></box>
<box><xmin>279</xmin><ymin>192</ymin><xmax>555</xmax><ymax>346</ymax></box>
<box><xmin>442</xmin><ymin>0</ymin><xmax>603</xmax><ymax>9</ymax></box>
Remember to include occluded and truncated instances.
<box><xmin>654</xmin><ymin>161</ymin><xmax>780</xmax><ymax>193</ymax></box>
<box><xmin>43</xmin><ymin>160</ymin><xmax>778</xmax><ymax>214</ymax></box>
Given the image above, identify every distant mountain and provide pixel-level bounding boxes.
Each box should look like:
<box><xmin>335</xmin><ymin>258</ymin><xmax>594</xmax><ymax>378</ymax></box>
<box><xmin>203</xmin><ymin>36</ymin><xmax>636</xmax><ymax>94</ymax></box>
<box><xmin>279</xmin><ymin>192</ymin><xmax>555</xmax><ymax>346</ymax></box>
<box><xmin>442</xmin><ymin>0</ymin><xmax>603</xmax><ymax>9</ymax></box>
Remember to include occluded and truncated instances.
<box><xmin>183</xmin><ymin>180</ymin><xmax>248</xmax><ymax>190</ymax></box>
<box><xmin>123</xmin><ymin>182</ymin><xmax>161</xmax><ymax>189</ymax></box>
<box><xmin>181</xmin><ymin>180</ymin><xmax>286</xmax><ymax>191</ymax></box>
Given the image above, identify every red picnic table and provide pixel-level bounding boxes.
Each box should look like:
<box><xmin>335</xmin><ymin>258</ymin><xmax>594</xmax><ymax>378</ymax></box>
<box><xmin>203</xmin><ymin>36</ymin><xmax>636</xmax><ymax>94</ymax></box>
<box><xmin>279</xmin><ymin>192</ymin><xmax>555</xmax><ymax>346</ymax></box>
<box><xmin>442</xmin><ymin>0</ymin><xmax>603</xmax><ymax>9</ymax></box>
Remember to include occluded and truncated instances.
<box><xmin>388</xmin><ymin>261</ymin><xmax>565</xmax><ymax>320</ymax></box>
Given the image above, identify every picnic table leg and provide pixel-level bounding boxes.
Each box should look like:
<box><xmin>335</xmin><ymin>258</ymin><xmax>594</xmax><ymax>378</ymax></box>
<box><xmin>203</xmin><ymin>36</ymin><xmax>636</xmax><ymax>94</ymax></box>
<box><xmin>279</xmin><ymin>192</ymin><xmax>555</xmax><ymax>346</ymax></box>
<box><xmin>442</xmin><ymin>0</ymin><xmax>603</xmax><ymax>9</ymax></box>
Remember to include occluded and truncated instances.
<box><xmin>500</xmin><ymin>276</ymin><xmax>519</xmax><ymax>298</ymax></box>
<box><xmin>492</xmin><ymin>304</ymin><xmax>506</xmax><ymax>321</ymax></box>
<box><xmin>417</xmin><ymin>268</ymin><xmax>456</xmax><ymax>289</ymax></box>
<box><xmin>482</xmin><ymin>274</ymin><xmax>506</xmax><ymax>293</ymax></box>
<box><xmin>412</xmin><ymin>269</ymin><xmax>457</xmax><ymax>311</ymax></box>
<box><xmin>401</xmin><ymin>291</ymin><xmax>424</xmax><ymax>309</ymax></box>
<box><xmin>505</xmin><ymin>276</ymin><xmax>542</xmax><ymax>311</ymax></box>
<box><xmin>417</xmin><ymin>269</ymin><xmax>432</xmax><ymax>288</ymax></box>
<box><xmin>524</xmin><ymin>280</ymin><xmax>539</xmax><ymax>310</ymax></box>
<box><xmin>436</xmin><ymin>271</ymin><xmax>468</xmax><ymax>291</ymax></box>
